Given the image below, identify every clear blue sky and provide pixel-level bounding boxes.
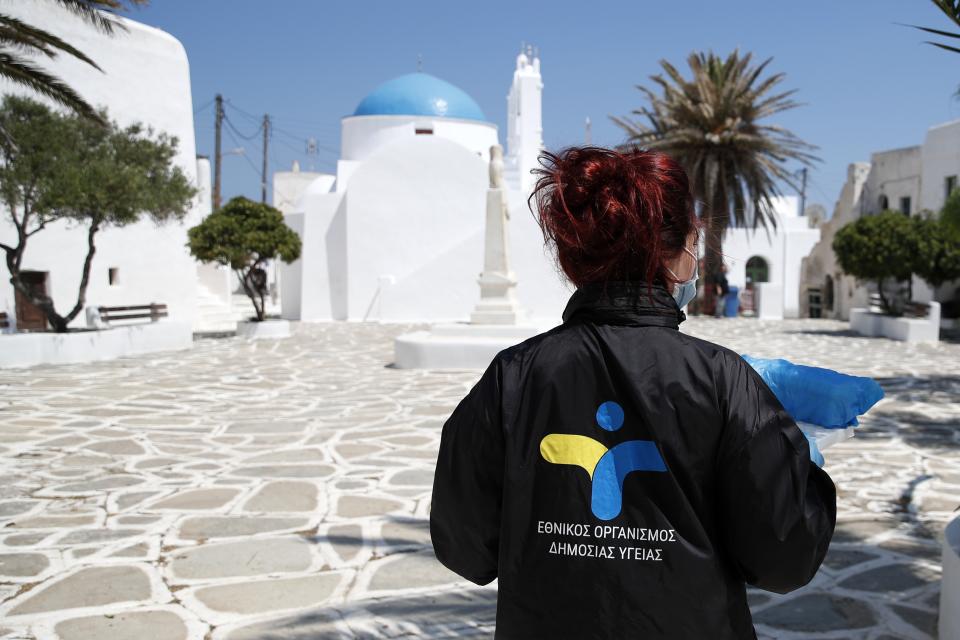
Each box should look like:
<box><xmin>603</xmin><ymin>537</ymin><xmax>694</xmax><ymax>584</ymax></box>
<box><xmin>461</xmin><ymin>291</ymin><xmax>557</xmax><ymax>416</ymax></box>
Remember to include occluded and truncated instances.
<box><xmin>130</xmin><ymin>0</ymin><xmax>960</xmax><ymax>214</ymax></box>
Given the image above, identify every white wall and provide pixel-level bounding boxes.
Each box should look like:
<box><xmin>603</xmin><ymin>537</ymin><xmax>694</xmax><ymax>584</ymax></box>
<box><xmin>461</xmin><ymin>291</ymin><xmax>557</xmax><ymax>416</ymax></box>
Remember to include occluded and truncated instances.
<box><xmin>273</xmin><ymin>168</ymin><xmax>334</xmax><ymax>215</ymax></box>
<box><xmin>340</xmin><ymin>115</ymin><xmax>497</xmax><ymax>167</ymax></box>
<box><xmin>506</xmin><ymin>188</ymin><xmax>574</xmax><ymax>322</ymax></box>
<box><xmin>344</xmin><ymin>136</ymin><xmax>487</xmax><ymax>321</ymax></box>
<box><xmin>920</xmin><ymin>119</ymin><xmax>960</xmax><ymax>213</ymax></box>
<box><xmin>280</xmin><ymin>190</ymin><xmax>345</xmax><ymax>321</ymax></box>
<box><xmin>722</xmin><ymin>196</ymin><xmax>820</xmax><ymax>318</ymax></box>
<box><xmin>0</xmin><ymin>2</ymin><xmax>202</xmax><ymax>329</ymax></box>
<box><xmin>861</xmin><ymin>146</ymin><xmax>922</xmax><ymax>216</ymax></box>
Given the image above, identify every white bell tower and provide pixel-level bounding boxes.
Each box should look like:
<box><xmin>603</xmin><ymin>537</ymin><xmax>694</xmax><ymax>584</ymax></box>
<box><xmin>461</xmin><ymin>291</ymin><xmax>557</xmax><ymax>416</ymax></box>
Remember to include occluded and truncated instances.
<box><xmin>505</xmin><ymin>44</ymin><xmax>544</xmax><ymax>194</ymax></box>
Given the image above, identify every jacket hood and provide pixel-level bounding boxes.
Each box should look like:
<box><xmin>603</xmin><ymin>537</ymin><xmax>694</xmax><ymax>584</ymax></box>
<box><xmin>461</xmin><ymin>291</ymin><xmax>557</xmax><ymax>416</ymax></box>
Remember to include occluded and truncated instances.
<box><xmin>561</xmin><ymin>280</ymin><xmax>686</xmax><ymax>328</ymax></box>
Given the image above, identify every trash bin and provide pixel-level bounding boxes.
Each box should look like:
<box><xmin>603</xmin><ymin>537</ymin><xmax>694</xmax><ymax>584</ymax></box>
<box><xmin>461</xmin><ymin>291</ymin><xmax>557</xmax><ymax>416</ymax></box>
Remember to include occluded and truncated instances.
<box><xmin>724</xmin><ymin>285</ymin><xmax>740</xmax><ymax>317</ymax></box>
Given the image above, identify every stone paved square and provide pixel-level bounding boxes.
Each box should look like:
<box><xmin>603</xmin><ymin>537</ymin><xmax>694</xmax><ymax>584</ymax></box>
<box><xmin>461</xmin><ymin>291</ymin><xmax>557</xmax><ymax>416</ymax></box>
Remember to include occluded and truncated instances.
<box><xmin>0</xmin><ymin>318</ymin><xmax>957</xmax><ymax>639</ymax></box>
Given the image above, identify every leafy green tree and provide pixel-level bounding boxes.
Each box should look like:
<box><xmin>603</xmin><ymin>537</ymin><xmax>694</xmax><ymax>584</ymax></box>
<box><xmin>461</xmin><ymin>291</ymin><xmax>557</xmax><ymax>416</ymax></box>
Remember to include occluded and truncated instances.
<box><xmin>0</xmin><ymin>0</ymin><xmax>147</xmax><ymax>128</ymax></box>
<box><xmin>611</xmin><ymin>49</ymin><xmax>818</xmax><ymax>311</ymax></box>
<box><xmin>832</xmin><ymin>211</ymin><xmax>917</xmax><ymax>315</ymax></box>
<box><xmin>187</xmin><ymin>196</ymin><xmax>301</xmax><ymax>322</ymax></box>
<box><xmin>912</xmin><ymin>216</ymin><xmax>960</xmax><ymax>289</ymax></box>
<box><xmin>941</xmin><ymin>187</ymin><xmax>960</xmax><ymax>238</ymax></box>
<box><xmin>0</xmin><ymin>95</ymin><xmax>196</xmax><ymax>332</ymax></box>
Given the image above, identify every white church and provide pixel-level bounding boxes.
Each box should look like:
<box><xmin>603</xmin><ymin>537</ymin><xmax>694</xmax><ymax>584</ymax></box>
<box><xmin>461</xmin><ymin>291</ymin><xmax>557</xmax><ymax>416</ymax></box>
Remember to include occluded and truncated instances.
<box><xmin>274</xmin><ymin>48</ymin><xmax>580</xmax><ymax>324</ymax></box>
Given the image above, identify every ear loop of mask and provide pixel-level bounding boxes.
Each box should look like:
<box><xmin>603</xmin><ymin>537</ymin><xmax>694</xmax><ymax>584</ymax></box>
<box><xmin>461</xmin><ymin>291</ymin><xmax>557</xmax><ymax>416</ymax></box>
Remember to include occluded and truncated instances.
<box><xmin>666</xmin><ymin>246</ymin><xmax>699</xmax><ymax>283</ymax></box>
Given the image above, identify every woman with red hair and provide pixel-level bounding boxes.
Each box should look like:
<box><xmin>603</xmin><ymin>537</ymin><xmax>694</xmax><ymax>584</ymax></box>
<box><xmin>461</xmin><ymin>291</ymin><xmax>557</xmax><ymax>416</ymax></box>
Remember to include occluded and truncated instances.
<box><xmin>430</xmin><ymin>146</ymin><xmax>836</xmax><ymax>639</ymax></box>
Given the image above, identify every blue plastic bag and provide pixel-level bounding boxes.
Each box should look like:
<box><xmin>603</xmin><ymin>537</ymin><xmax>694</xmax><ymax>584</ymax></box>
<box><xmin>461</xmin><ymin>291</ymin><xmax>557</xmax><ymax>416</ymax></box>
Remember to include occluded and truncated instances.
<box><xmin>741</xmin><ymin>354</ymin><xmax>884</xmax><ymax>429</ymax></box>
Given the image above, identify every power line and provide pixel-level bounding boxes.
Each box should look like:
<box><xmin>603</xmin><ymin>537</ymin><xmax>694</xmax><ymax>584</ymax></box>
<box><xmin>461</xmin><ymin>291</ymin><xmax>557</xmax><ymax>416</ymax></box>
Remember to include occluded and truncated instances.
<box><xmin>271</xmin><ymin>124</ymin><xmax>338</xmax><ymax>152</ymax></box>
<box><xmin>225</xmin><ymin>98</ymin><xmax>338</xmax><ymax>147</ymax></box>
<box><xmin>223</xmin><ymin>124</ymin><xmax>266</xmax><ymax>183</ymax></box>
<box><xmin>193</xmin><ymin>97</ymin><xmax>215</xmax><ymax>115</ymax></box>
<box><xmin>223</xmin><ymin>99</ymin><xmax>261</xmax><ymax>123</ymax></box>
<box><xmin>223</xmin><ymin>113</ymin><xmax>263</xmax><ymax>140</ymax></box>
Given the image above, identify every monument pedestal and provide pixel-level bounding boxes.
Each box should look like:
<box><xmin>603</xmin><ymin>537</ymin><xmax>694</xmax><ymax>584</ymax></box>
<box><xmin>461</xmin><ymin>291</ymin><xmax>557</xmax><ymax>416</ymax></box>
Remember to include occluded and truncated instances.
<box><xmin>393</xmin><ymin>142</ymin><xmax>551</xmax><ymax>369</ymax></box>
<box><xmin>394</xmin><ymin>321</ymin><xmax>551</xmax><ymax>369</ymax></box>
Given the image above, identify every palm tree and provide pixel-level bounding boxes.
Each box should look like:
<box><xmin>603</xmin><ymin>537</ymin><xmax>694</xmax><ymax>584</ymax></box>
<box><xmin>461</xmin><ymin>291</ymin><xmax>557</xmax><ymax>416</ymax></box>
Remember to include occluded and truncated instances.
<box><xmin>909</xmin><ymin>0</ymin><xmax>960</xmax><ymax>54</ymax></box>
<box><xmin>0</xmin><ymin>0</ymin><xmax>147</xmax><ymax>126</ymax></box>
<box><xmin>611</xmin><ymin>49</ymin><xmax>818</xmax><ymax>312</ymax></box>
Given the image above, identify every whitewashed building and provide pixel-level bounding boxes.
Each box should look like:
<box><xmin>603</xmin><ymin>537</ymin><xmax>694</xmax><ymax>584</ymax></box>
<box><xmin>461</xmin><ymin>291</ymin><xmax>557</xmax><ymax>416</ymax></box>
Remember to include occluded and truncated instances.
<box><xmin>0</xmin><ymin>2</ymin><xmax>223</xmax><ymax>332</ymax></box>
<box><xmin>720</xmin><ymin>196</ymin><xmax>821</xmax><ymax>319</ymax></box>
<box><xmin>279</xmin><ymin>48</ymin><xmax>576</xmax><ymax>324</ymax></box>
<box><xmin>801</xmin><ymin>119</ymin><xmax>960</xmax><ymax>320</ymax></box>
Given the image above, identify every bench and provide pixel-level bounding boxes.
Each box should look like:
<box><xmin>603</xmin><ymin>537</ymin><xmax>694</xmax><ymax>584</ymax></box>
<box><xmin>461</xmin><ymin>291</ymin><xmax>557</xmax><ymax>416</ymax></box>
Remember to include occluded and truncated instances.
<box><xmin>98</xmin><ymin>303</ymin><xmax>168</xmax><ymax>324</ymax></box>
<box><xmin>904</xmin><ymin>301</ymin><xmax>930</xmax><ymax>318</ymax></box>
<box><xmin>867</xmin><ymin>293</ymin><xmax>929</xmax><ymax>317</ymax></box>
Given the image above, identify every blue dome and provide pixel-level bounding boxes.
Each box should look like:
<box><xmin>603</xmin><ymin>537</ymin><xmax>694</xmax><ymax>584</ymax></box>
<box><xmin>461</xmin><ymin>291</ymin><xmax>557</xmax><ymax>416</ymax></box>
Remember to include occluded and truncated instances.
<box><xmin>353</xmin><ymin>72</ymin><xmax>486</xmax><ymax>121</ymax></box>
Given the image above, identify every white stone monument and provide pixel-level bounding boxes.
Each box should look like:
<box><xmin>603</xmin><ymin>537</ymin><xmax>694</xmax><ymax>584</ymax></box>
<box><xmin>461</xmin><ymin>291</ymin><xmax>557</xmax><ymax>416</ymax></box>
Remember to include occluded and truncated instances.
<box><xmin>393</xmin><ymin>145</ymin><xmax>549</xmax><ymax>369</ymax></box>
<box><xmin>470</xmin><ymin>144</ymin><xmax>523</xmax><ymax>325</ymax></box>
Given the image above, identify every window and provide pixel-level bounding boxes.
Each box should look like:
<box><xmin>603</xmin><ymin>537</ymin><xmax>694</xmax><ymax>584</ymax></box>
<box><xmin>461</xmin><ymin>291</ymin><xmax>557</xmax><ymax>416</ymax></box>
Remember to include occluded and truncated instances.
<box><xmin>899</xmin><ymin>196</ymin><xmax>911</xmax><ymax>216</ymax></box>
<box><xmin>946</xmin><ymin>175</ymin><xmax>958</xmax><ymax>200</ymax></box>
<box><xmin>878</xmin><ymin>194</ymin><xmax>889</xmax><ymax>211</ymax></box>
<box><xmin>108</xmin><ymin>267</ymin><xmax>119</xmax><ymax>286</ymax></box>
<box><xmin>745</xmin><ymin>256</ymin><xmax>769</xmax><ymax>284</ymax></box>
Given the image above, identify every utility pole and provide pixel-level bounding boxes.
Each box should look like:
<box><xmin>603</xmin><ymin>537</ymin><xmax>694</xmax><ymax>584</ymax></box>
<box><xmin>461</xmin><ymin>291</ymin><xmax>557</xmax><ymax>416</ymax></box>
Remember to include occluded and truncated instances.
<box><xmin>799</xmin><ymin>167</ymin><xmax>808</xmax><ymax>216</ymax></box>
<box><xmin>213</xmin><ymin>94</ymin><xmax>224</xmax><ymax>211</ymax></box>
<box><xmin>585</xmin><ymin>116</ymin><xmax>592</xmax><ymax>145</ymax></box>
<box><xmin>261</xmin><ymin>114</ymin><xmax>270</xmax><ymax>204</ymax></box>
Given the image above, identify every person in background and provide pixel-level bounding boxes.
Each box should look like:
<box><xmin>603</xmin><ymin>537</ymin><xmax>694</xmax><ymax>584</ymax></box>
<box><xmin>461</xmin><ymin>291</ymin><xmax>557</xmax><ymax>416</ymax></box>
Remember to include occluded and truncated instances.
<box><xmin>712</xmin><ymin>262</ymin><xmax>730</xmax><ymax>318</ymax></box>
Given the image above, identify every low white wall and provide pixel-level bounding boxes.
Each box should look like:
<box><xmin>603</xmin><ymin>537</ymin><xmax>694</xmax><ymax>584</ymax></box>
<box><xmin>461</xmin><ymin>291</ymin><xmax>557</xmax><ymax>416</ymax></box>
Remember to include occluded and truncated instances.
<box><xmin>0</xmin><ymin>322</ymin><xmax>192</xmax><ymax>368</ymax></box>
<box><xmin>755</xmin><ymin>282</ymin><xmax>784</xmax><ymax>320</ymax></box>
<box><xmin>849</xmin><ymin>302</ymin><xmax>941</xmax><ymax>342</ymax></box>
<box><xmin>942</xmin><ymin>515</ymin><xmax>960</xmax><ymax>640</ymax></box>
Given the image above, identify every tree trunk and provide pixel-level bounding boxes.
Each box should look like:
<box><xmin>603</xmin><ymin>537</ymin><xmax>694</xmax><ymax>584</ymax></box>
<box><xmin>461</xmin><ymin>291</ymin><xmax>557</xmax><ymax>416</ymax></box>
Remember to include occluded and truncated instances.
<box><xmin>236</xmin><ymin>267</ymin><xmax>265</xmax><ymax>322</ymax></box>
<box><xmin>702</xmin><ymin>186</ymin><xmax>728</xmax><ymax>315</ymax></box>
<box><xmin>60</xmin><ymin>220</ymin><xmax>101</xmax><ymax>331</ymax></box>
<box><xmin>4</xmin><ymin>235</ymin><xmax>69</xmax><ymax>333</ymax></box>
<box><xmin>876</xmin><ymin>279</ymin><xmax>891</xmax><ymax>315</ymax></box>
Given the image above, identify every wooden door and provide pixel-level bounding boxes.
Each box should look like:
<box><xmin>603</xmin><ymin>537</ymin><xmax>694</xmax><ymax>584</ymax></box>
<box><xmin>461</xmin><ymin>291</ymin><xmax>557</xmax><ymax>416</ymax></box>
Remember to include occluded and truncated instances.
<box><xmin>15</xmin><ymin>271</ymin><xmax>48</xmax><ymax>331</ymax></box>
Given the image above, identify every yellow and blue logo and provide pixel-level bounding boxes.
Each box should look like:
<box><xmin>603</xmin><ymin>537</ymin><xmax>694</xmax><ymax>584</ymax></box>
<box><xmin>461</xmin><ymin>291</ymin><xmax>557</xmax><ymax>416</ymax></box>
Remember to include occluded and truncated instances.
<box><xmin>539</xmin><ymin>401</ymin><xmax>667</xmax><ymax>520</ymax></box>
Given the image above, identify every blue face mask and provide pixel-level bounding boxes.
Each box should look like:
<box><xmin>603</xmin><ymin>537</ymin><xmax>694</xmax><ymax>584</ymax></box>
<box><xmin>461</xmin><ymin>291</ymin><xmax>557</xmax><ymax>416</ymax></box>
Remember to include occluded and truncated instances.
<box><xmin>666</xmin><ymin>247</ymin><xmax>699</xmax><ymax>309</ymax></box>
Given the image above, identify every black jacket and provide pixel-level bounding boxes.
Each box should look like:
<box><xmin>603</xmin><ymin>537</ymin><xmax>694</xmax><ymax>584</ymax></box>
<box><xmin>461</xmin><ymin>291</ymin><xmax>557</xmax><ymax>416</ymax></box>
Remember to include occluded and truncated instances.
<box><xmin>429</xmin><ymin>280</ymin><xmax>837</xmax><ymax>639</ymax></box>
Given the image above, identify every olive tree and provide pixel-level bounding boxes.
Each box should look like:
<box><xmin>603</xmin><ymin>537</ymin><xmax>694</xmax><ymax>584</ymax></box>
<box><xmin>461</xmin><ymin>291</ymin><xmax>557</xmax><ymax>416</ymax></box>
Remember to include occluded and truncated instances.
<box><xmin>913</xmin><ymin>212</ymin><xmax>960</xmax><ymax>290</ymax></box>
<box><xmin>0</xmin><ymin>96</ymin><xmax>196</xmax><ymax>332</ymax></box>
<box><xmin>832</xmin><ymin>210</ymin><xmax>917</xmax><ymax>315</ymax></box>
<box><xmin>187</xmin><ymin>196</ymin><xmax>301</xmax><ymax>322</ymax></box>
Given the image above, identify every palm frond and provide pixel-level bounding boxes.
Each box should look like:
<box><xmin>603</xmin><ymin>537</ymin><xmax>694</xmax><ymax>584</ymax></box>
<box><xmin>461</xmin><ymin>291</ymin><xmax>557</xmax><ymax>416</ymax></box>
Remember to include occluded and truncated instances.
<box><xmin>904</xmin><ymin>23</ymin><xmax>960</xmax><ymax>39</ymax></box>
<box><xmin>927</xmin><ymin>40</ymin><xmax>960</xmax><ymax>53</ymax></box>
<box><xmin>0</xmin><ymin>14</ymin><xmax>102</xmax><ymax>69</ymax></box>
<box><xmin>50</xmin><ymin>0</ymin><xmax>137</xmax><ymax>34</ymax></box>
<box><xmin>0</xmin><ymin>52</ymin><xmax>104</xmax><ymax>125</ymax></box>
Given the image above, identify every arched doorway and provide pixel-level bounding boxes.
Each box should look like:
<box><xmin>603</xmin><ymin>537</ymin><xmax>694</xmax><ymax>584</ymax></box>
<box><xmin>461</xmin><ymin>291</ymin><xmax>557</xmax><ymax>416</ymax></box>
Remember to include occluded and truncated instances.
<box><xmin>745</xmin><ymin>256</ymin><xmax>769</xmax><ymax>284</ymax></box>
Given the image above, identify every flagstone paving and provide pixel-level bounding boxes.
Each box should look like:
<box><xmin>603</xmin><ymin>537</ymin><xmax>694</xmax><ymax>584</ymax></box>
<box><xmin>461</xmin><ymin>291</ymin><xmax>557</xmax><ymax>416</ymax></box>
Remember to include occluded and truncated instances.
<box><xmin>0</xmin><ymin>317</ymin><xmax>957</xmax><ymax>639</ymax></box>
